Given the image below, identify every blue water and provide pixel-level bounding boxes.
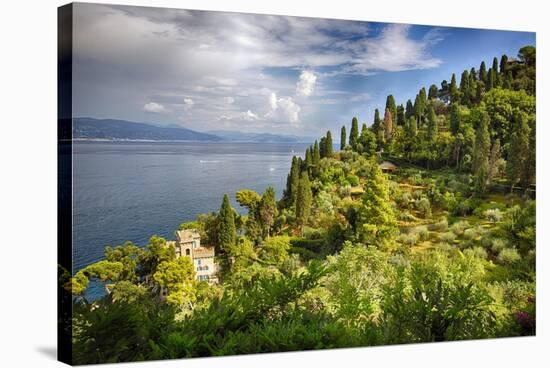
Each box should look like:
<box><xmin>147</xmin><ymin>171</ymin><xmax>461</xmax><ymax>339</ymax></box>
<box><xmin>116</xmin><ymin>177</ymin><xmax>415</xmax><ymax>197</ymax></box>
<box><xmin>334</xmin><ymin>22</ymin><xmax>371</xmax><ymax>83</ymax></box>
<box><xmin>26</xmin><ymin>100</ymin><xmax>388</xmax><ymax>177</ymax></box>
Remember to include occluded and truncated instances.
<box><xmin>73</xmin><ymin>141</ymin><xmax>307</xmax><ymax>275</ymax></box>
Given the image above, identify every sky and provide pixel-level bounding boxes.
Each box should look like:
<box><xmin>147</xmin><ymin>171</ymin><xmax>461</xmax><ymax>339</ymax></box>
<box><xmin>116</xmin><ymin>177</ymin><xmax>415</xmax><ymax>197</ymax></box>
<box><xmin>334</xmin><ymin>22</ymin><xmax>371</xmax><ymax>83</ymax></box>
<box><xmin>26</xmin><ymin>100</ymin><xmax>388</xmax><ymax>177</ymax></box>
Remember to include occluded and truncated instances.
<box><xmin>73</xmin><ymin>3</ymin><xmax>535</xmax><ymax>137</ymax></box>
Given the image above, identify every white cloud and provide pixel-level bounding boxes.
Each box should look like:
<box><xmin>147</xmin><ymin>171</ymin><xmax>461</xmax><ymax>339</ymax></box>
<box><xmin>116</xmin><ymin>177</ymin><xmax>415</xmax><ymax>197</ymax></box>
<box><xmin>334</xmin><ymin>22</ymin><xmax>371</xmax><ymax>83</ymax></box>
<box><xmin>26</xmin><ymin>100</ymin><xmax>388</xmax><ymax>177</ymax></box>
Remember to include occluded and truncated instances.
<box><xmin>143</xmin><ymin>102</ymin><xmax>166</xmax><ymax>113</ymax></box>
<box><xmin>266</xmin><ymin>92</ymin><xmax>301</xmax><ymax>125</ymax></box>
<box><xmin>296</xmin><ymin>70</ymin><xmax>317</xmax><ymax>97</ymax></box>
<box><xmin>269</xmin><ymin>92</ymin><xmax>278</xmax><ymax>110</ymax></box>
<box><xmin>74</xmin><ymin>4</ymin><xmax>446</xmax><ymax>134</ymax></box>
<box><xmin>345</xmin><ymin>24</ymin><xmax>443</xmax><ymax>73</ymax></box>
<box><xmin>243</xmin><ymin>110</ymin><xmax>260</xmax><ymax>121</ymax></box>
<box><xmin>183</xmin><ymin>97</ymin><xmax>194</xmax><ymax>110</ymax></box>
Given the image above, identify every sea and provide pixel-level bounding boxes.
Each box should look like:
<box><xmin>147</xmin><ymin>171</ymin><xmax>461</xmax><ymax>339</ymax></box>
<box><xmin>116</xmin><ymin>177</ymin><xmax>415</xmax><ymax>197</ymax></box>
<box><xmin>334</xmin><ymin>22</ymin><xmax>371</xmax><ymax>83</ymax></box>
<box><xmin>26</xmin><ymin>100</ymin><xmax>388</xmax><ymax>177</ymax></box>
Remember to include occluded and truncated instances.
<box><xmin>72</xmin><ymin>141</ymin><xmax>308</xmax><ymax>276</ymax></box>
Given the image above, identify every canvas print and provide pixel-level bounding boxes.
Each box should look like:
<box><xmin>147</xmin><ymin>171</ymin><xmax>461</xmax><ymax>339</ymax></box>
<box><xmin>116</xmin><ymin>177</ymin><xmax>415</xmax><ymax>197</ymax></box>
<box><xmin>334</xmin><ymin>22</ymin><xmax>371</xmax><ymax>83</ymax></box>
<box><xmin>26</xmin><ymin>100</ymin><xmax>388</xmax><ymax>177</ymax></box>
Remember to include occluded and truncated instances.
<box><xmin>58</xmin><ymin>2</ymin><xmax>536</xmax><ymax>365</ymax></box>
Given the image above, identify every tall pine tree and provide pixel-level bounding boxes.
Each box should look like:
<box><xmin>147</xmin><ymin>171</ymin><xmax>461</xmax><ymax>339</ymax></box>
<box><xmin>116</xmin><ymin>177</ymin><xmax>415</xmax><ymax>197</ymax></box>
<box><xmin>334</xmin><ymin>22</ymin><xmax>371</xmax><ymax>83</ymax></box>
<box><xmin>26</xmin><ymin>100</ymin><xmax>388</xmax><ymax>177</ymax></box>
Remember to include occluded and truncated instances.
<box><xmin>325</xmin><ymin>130</ymin><xmax>333</xmax><ymax>157</ymax></box>
<box><xmin>507</xmin><ymin>111</ymin><xmax>531</xmax><ymax>191</ymax></box>
<box><xmin>295</xmin><ymin>171</ymin><xmax>312</xmax><ymax>226</ymax></box>
<box><xmin>349</xmin><ymin>117</ymin><xmax>359</xmax><ymax>149</ymax></box>
<box><xmin>340</xmin><ymin>125</ymin><xmax>347</xmax><ymax>150</ymax></box>
<box><xmin>472</xmin><ymin>110</ymin><xmax>491</xmax><ymax>194</ymax></box>
<box><xmin>218</xmin><ymin>194</ymin><xmax>236</xmax><ymax>252</ymax></box>
<box><xmin>385</xmin><ymin>95</ymin><xmax>397</xmax><ymax>125</ymax></box>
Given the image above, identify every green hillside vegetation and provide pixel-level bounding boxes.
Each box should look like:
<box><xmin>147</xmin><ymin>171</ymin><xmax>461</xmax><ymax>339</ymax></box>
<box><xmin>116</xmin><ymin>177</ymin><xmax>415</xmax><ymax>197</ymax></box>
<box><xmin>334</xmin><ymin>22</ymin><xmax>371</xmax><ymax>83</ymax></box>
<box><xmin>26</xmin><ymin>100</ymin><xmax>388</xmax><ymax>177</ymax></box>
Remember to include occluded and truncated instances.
<box><xmin>64</xmin><ymin>46</ymin><xmax>536</xmax><ymax>364</ymax></box>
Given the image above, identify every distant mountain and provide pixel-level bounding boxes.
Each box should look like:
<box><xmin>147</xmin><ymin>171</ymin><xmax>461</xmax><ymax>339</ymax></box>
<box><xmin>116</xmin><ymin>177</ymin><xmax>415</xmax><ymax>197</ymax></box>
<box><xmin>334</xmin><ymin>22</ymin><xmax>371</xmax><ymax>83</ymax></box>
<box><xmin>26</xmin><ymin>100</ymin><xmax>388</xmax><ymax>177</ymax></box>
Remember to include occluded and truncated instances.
<box><xmin>208</xmin><ymin>130</ymin><xmax>313</xmax><ymax>143</ymax></box>
<box><xmin>73</xmin><ymin>117</ymin><xmax>222</xmax><ymax>142</ymax></box>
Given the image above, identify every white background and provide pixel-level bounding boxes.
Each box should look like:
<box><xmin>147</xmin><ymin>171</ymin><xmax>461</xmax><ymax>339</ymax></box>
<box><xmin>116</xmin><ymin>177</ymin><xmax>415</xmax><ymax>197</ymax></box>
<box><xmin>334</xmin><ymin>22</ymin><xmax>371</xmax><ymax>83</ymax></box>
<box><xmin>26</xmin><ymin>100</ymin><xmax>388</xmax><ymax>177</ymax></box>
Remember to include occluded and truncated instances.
<box><xmin>0</xmin><ymin>0</ymin><xmax>547</xmax><ymax>366</ymax></box>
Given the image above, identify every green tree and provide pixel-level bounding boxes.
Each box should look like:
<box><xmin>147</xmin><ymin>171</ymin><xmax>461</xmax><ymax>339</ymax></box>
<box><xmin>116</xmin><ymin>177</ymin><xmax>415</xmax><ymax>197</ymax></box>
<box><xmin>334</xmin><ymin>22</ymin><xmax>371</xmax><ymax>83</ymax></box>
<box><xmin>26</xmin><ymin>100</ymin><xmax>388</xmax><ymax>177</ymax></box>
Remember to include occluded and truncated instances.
<box><xmin>396</xmin><ymin>104</ymin><xmax>406</xmax><ymax>126</ymax></box>
<box><xmin>386</xmin><ymin>94</ymin><xmax>397</xmax><ymax>125</ymax></box>
<box><xmin>259</xmin><ymin>186</ymin><xmax>278</xmax><ymax>237</ymax></box>
<box><xmin>450</xmin><ymin>73</ymin><xmax>459</xmax><ymax>103</ymax></box>
<box><xmin>153</xmin><ymin>257</ymin><xmax>196</xmax><ymax>308</ymax></box>
<box><xmin>500</xmin><ymin>54</ymin><xmax>509</xmax><ymax>75</ymax></box>
<box><xmin>325</xmin><ymin>130</ymin><xmax>334</xmax><ymax>157</ymax></box>
<box><xmin>479</xmin><ymin>61</ymin><xmax>487</xmax><ymax>83</ymax></box>
<box><xmin>384</xmin><ymin>107</ymin><xmax>393</xmax><ymax>141</ymax></box>
<box><xmin>349</xmin><ymin>117</ymin><xmax>359</xmax><ymax>149</ymax></box>
<box><xmin>426</xmin><ymin>105</ymin><xmax>438</xmax><ymax>141</ymax></box>
<box><xmin>356</xmin><ymin>159</ymin><xmax>397</xmax><ymax>246</ymax></box>
<box><xmin>450</xmin><ymin>103</ymin><xmax>461</xmax><ymax>135</ymax></box>
<box><xmin>472</xmin><ymin>109</ymin><xmax>491</xmax><ymax>194</ymax></box>
<box><xmin>218</xmin><ymin>194</ymin><xmax>237</xmax><ymax>253</ymax></box>
<box><xmin>428</xmin><ymin>84</ymin><xmax>438</xmax><ymax>100</ymax></box>
<box><xmin>340</xmin><ymin>125</ymin><xmax>347</xmax><ymax>150</ymax></box>
<box><xmin>358</xmin><ymin>127</ymin><xmax>377</xmax><ymax>156</ymax></box>
<box><xmin>284</xmin><ymin>156</ymin><xmax>300</xmax><ymax>207</ymax></box>
<box><xmin>295</xmin><ymin>171</ymin><xmax>312</xmax><ymax>226</ymax></box>
<box><xmin>507</xmin><ymin>111</ymin><xmax>531</xmax><ymax>191</ymax></box>
<box><xmin>405</xmin><ymin>99</ymin><xmax>414</xmax><ymax>119</ymax></box>
<box><xmin>460</xmin><ymin>70</ymin><xmax>471</xmax><ymax>106</ymax></box>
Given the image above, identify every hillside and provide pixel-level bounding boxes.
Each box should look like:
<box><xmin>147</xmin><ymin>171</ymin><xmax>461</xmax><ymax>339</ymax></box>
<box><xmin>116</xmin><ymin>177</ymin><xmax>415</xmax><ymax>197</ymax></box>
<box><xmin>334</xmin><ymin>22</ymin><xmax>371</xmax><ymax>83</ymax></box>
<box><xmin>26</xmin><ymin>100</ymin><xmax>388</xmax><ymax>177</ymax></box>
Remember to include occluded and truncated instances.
<box><xmin>73</xmin><ymin>117</ymin><xmax>222</xmax><ymax>142</ymax></box>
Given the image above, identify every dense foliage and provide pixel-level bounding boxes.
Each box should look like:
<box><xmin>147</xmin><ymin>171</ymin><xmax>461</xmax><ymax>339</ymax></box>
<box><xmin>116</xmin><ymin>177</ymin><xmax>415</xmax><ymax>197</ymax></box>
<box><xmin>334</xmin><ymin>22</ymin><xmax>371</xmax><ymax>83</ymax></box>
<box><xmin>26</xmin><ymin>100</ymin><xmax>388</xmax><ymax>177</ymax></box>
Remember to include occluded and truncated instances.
<box><xmin>66</xmin><ymin>46</ymin><xmax>536</xmax><ymax>364</ymax></box>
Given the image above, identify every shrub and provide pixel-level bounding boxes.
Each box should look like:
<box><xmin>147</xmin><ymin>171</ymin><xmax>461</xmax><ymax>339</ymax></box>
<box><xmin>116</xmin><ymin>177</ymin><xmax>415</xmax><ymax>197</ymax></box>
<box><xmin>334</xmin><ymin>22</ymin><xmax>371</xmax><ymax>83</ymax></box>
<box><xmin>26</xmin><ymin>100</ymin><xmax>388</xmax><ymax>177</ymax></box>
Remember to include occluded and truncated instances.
<box><xmin>498</xmin><ymin>248</ymin><xmax>521</xmax><ymax>264</ymax></box>
<box><xmin>440</xmin><ymin>232</ymin><xmax>457</xmax><ymax>243</ymax></box>
<box><xmin>435</xmin><ymin>242</ymin><xmax>453</xmax><ymax>252</ymax></box>
<box><xmin>464</xmin><ymin>246</ymin><xmax>488</xmax><ymax>260</ymax></box>
<box><xmin>414</xmin><ymin>225</ymin><xmax>430</xmax><ymax>241</ymax></box>
<box><xmin>429</xmin><ymin>218</ymin><xmax>448</xmax><ymax>232</ymax></box>
<box><xmin>463</xmin><ymin>226</ymin><xmax>485</xmax><ymax>241</ymax></box>
<box><xmin>450</xmin><ymin>220</ymin><xmax>470</xmax><ymax>236</ymax></box>
<box><xmin>415</xmin><ymin>197</ymin><xmax>432</xmax><ymax>219</ymax></box>
<box><xmin>398</xmin><ymin>211</ymin><xmax>416</xmax><ymax>222</ymax></box>
<box><xmin>397</xmin><ymin>233</ymin><xmax>419</xmax><ymax>246</ymax></box>
<box><xmin>398</xmin><ymin>192</ymin><xmax>413</xmax><ymax>208</ymax></box>
<box><xmin>491</xmin><ymin>238</ymin><xmax>508</xmax><ymax>253</ymax></box>
<box><xmin>347</xmin><ymin>174</ymin><xmax>360</xmax><ymax>186</ymax></box>
<box><xmin>339</xmin><ymin>185</ymin><xmax>352</xmax><ymax>197</ymax></box>
<box><xmin>484</xmin><ymin>208</ymin><xmax>503</xmax><ymax>223</ymax></box>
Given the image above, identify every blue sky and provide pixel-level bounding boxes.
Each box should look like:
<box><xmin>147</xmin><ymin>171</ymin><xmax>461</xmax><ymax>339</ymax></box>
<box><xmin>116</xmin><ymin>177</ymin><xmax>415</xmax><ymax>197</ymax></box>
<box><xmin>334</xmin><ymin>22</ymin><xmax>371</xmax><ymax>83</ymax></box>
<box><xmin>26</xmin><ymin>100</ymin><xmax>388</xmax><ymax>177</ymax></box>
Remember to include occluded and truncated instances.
<box><xmin>73</xmin><ymin>3</ymin><xmax>535</xmax><ymax>137</ymax></box>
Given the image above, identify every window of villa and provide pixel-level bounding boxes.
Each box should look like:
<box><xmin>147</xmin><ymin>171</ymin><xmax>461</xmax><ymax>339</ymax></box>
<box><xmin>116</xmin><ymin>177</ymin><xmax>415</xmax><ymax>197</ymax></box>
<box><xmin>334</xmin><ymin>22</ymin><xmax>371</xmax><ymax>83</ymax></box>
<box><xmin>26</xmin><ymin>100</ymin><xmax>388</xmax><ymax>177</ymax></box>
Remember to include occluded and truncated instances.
<box><xmin>185</xmin><ymin>249</ymin><xmax>190</xmax><ymax>256</ymax></box>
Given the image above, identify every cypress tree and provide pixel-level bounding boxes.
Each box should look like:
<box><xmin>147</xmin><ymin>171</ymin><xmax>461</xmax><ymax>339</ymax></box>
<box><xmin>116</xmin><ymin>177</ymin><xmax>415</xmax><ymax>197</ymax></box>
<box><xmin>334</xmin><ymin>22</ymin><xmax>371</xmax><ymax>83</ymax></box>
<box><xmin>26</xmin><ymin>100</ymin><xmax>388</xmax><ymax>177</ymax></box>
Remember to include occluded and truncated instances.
<box><xmin>397</xmin><ymin>104</ymin><xmax>406</xmax><ymax>126</ymax></box>
<box><xmin>372</xmin><ymin>109</ymin><xmax>382</xmax><ymax>135</ymax></box>
<box><xmin>487</xmin><ymin>68</ymin><xmax>495</xmax><ymax>91</ymax></box>
<box><xmin>325</xmin><ymin>131</ymin><xmax>333</xmax><ymax>157</ymax></box>
<box><xmin>385</xmin><ymin>95</ymin><xmax>397</xmax><ymax>125</ymax></box>
<box><xmin>405</xmin><ymin>99</ymin><xmax>414</xmax><ymax>119</ymax></box>
<box><xmin>428</xmin><ymin>84</ymin><xmax>438</xmax><ymax>99</ymax></box>
<box><xmin>295</xmin><ymin>171</ymin><xmax>312</xmax><ymax>226</ymax></box>
<box><xmin>450</xmin><ymin>73</ymin><xmax>459</xmax><ymax>103</ymax></box>
<box><xmin>492</xmin><ymin>57</ymin><xmax>499</xmax><ymax>75</ymax></box>
<box><xmin>427</xmin><ymin>105</ymin><xmax>438</xmax><ymax>141</ymax></box>
<box><xmin>285</xmin><ymin>156</ymin><xmax>300</xmax><ymax>206</ymax></box>
<box><xmin>487</xmin><ymin>139</ymin><xmax>502</xmax><ymax>185</ymax></box>
<box><xmin>500</xmin><ymin>54</ymin><xmax>509</xmax><ymax>75</ymax></box>
<box><xmin>470</xmin><ymin>67</ymin><xmax>477</xmax><ymax>81</ymax></box>
<box><xmin>507</xmin><ymin>111</ymin><xmax>531</xmax><ymax>191</ymax></box>
<box><xmin>460</xmin><ymin>70</ymin><xmax>471</xmax><ymax>106</ymax></box>
<box><xmin>414</xmin><ymin>94</ymin><xmax>425</xmax><ymax>125</ymax></box>
<box><xmin>304</xmin><ymin>146</ymin><xmax>313</xmax><ymax>174</ymax></box>
<box><xmin>340</xmin><ymin>125</ymin><xmax>347</xmax><ymax>150</ymax></box>
<box><xmin>479</xmin><ymin>61</ymin><xmax>487</xmax><ymax>83</ymax></box>
<box><xmin>475</xmin><ymin>81</ymin><xmax>484</xmax><ymax>104</ymax></box>
<box><xmin>313</xmin><ymin>140</ymin><xmax>321</xmax><ymax>166</ymax></box>
<box><xmin>259</xmin><ymin>186</ymin><xmax>277</xmax><ymax>237</ymax></box>
<box><xmin>450</xmin><ymin>103</ymin><xmax>461</xmax><ymax>135</ymax></box>
<box><xmin>319</xmin><ymin>136</ymin><xmax>327</xmax><ymax>158</ymax></box>
<box><xmin>383</xmin><ymin>107</ymin><xmax>393</xmax><ymax>141</ymax></box>
<box><xmin>472</xmin><ymin>111</ymin><xmax>491</xmax><ymax>194</ymax></box>
<box><xmin>218</xmin><ymin>194</ymin><xmax>236</xmax><ymax>252</ymax></box>
<box><xmin>349</xmin><ymin>117</ymin><xmax>359</xmax><ymax>149</ymax></box>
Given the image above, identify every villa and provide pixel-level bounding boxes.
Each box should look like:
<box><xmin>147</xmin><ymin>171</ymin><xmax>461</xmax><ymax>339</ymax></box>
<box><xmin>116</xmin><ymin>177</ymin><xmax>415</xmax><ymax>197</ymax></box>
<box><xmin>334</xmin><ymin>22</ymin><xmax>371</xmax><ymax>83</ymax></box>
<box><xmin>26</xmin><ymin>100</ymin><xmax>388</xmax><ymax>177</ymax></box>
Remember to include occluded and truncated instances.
<box><xmin>171</xmin><ymin>229</ymin><xmax>218</xmax><ymax>283</ymax></box>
